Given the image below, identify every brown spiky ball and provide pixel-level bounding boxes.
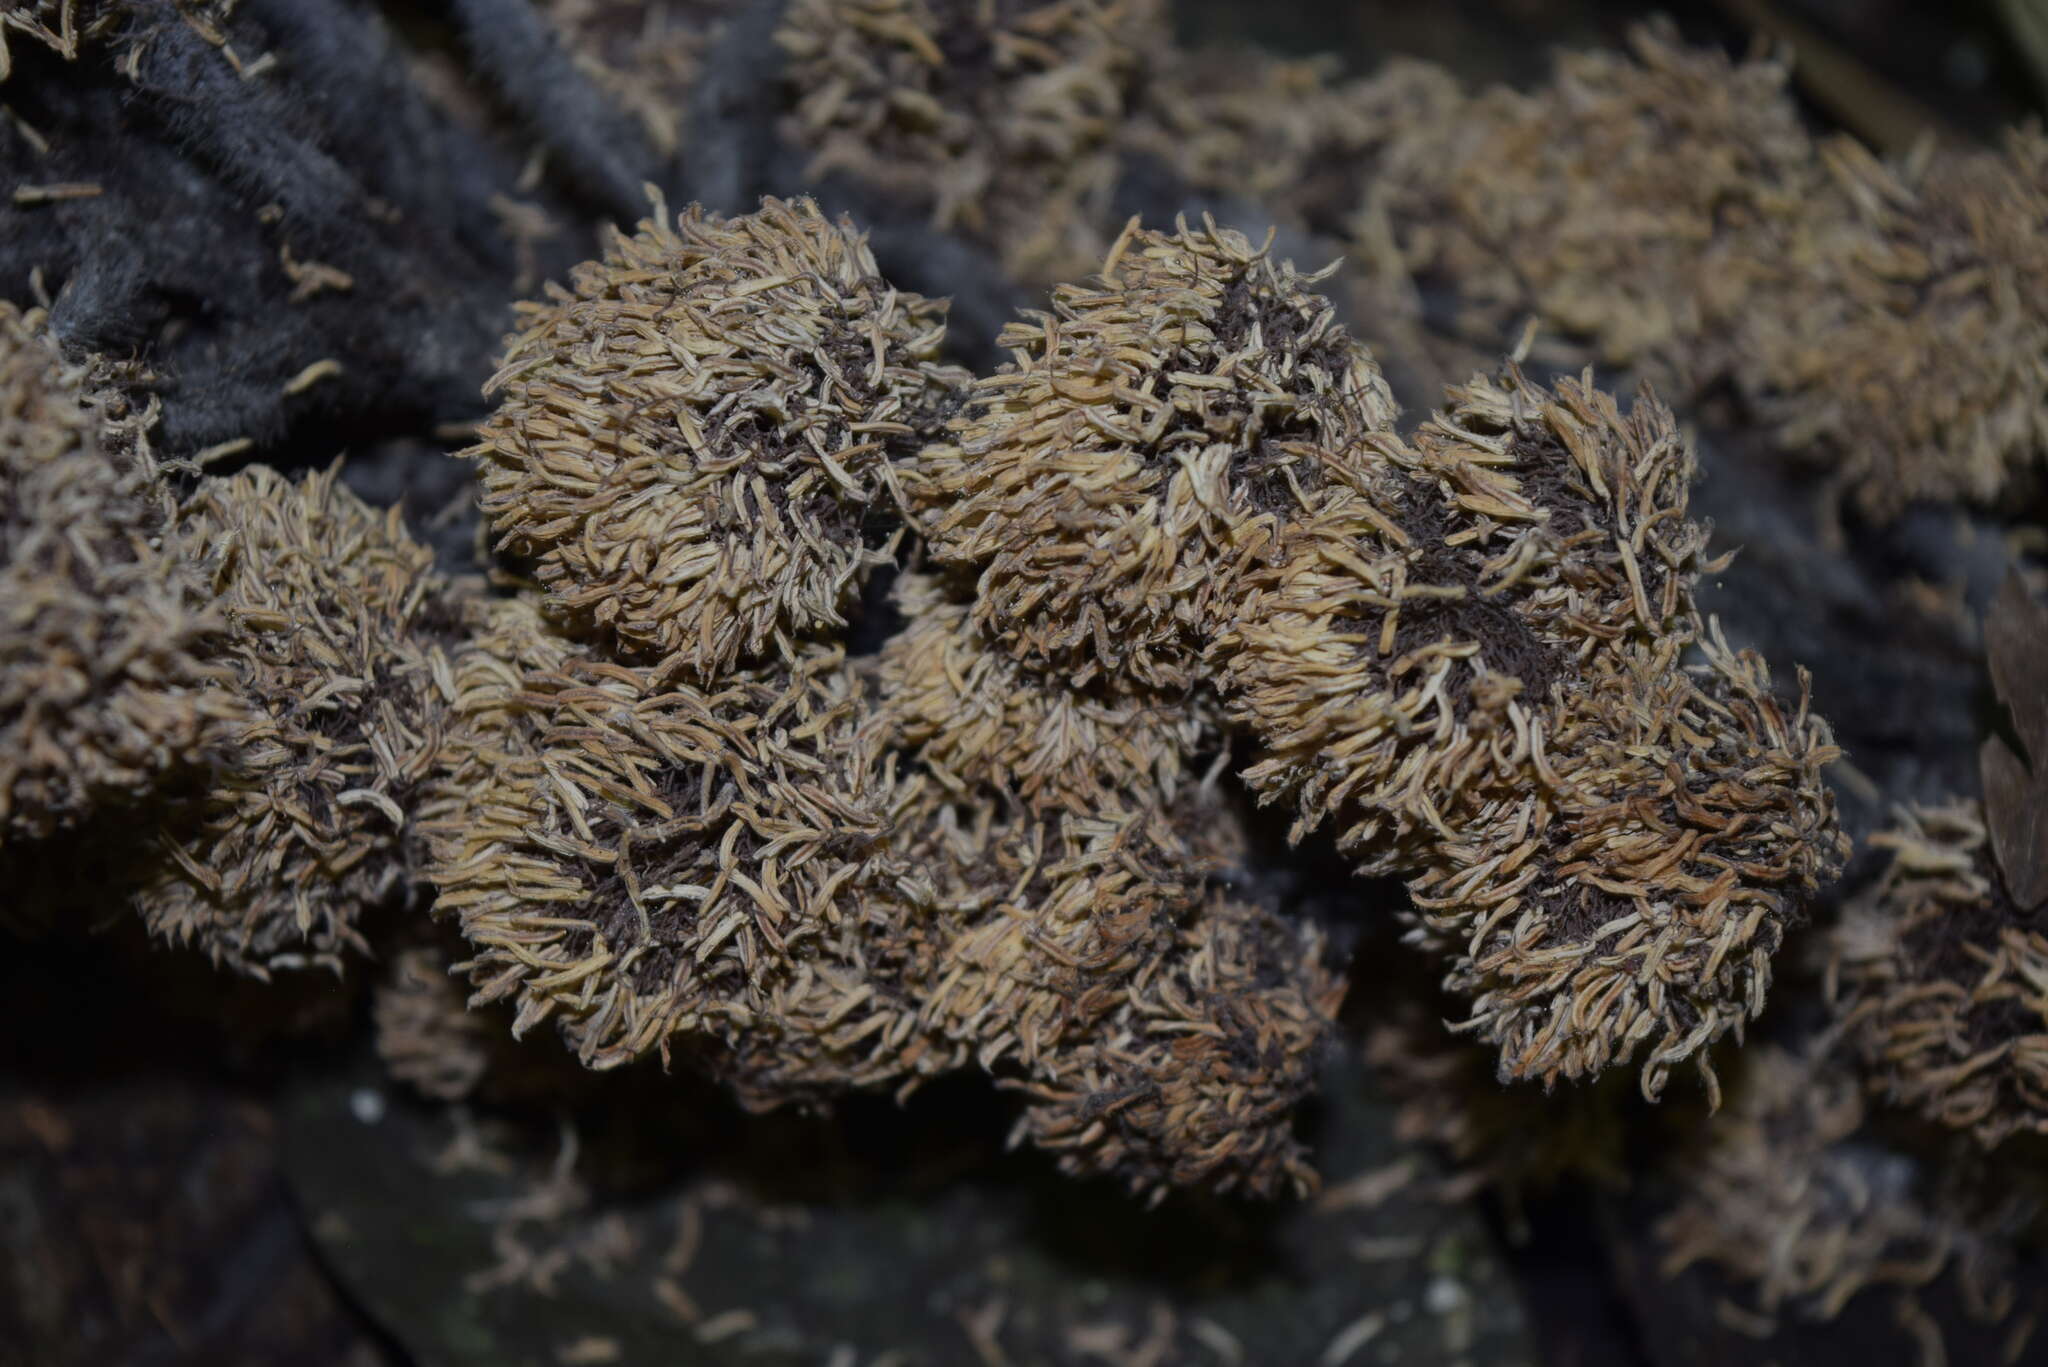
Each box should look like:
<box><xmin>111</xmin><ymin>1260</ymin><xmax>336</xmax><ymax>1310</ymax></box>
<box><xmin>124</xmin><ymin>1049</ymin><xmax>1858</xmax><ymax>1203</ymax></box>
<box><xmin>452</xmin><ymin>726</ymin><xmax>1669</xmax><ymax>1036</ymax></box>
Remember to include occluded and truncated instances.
<box><xmin>136</xmin><ymin>465</ymin><xmax>460</xmax><ymax>976</ymax></box>
<box><xmin>1216</xmin><ymin>367</ymin><xmax>1843</xmax><ymax>1095</ymax></box>
<box><xmin>874</xmin><ymin>571</ymin><xmax>1214</xmax><ymax>816</ymax></box>
<box><xmin>466</xmin><ymin>194</ymin><xmax>968</xmax><ymax>679</ymax></box>
<box><xmin>0</xmin><ymin>302</ymin><xmax>236</xmax><ymax>843</ymax></box>
<box><xmin>428</xmin><ymin>639</ymin><xmax>928</xmax><ymax>1091</ymax></box>
<box><xmin>1012</xmin><ymin>892</ymin><xmax>1343</xmax><ymax>1200</ymax></box>
<box><xmin>1828</xmin><ymin>801</ymin><xmax>2048</xmax><ymax>1148</ymax></box>
<box><xmin>914</xmin><ymin>217</ymin><xmax>1398</xmax><ymax>691</ymax></box>
<box><xmin>775</xmin><ymin>0</ymin><xmax>1162</xmax><ymax>282</ymax></box>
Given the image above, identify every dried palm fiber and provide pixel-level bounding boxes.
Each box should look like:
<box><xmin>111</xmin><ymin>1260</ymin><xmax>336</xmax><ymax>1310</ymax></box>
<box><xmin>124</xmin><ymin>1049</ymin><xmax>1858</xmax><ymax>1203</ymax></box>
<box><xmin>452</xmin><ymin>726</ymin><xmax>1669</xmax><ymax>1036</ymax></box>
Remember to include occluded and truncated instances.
<box><xmin>1218</xmin><ymin>368</ymin><xmax>1845</xmax><ymax>1095</ymax></box>
<box><xmin>465</xmin><ymin>193</ymin><xmax>969</xmax><ymax>680</ymax></box>
<box><xmin>774</xmin><ymin>0</ymin><xmax>1162</xmax><ymax>284</ymax></box>
<box><xmin>1355</xmin><ymin>23</ymin><xmax>1815</xmax><ymax>379</ymax></box>
<box><xmin>0</xmin><ymin>301</ymin><xmax>236</xmax><ymax>843</ymax></box>
<box><xmin>1719</xmin><ymin>129</ymin><xmax>2048</xmax><ymax>517</ymax></box>
<box><xmin>1008</xmin><ymin>891</ymin><xmax>1343</xmax><ymax>1200</ymax></box>
<box><xmin>874</xmin><ymin>571</ymin><xmax>1214</xmax><ymax>815</ymax></box>
<box><xmin>912</xmin><ymin>216</ymin><xmax>1400</xmax><ymax>692</ymax></box>
<box><xmin>428</xmin><ymin>635</ymin><xmax>957</xmax><ymax>1103</ymax></box>
<box><xmin>136</xmin><ymin>464</ymin><xmax>460</xmax><ymax>976</ymax></box>
<box><xmin>1827</xmin><ymin>801</ymin><xmax>2048</xmax><ymax>1149</ymax></box>
<box><xmin>1653</xmin><ymin>1043</ymin><xmax>2035</xmax><ymax>1341</ymax></box>
<box><xmin>374</xmin><ymin>943</ymin><xmax>504</xmax><ymax>1102</ymax></box>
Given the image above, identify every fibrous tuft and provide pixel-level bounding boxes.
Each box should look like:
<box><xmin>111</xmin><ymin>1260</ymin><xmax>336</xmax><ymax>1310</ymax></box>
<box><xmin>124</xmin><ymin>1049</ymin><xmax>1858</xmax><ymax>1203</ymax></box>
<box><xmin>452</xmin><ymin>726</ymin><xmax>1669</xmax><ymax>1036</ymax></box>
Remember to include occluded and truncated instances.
<box><xmin>136</xmin><ymin>465</ymin><xmax>459</xmax><ymax>976</ymax></box>
<box><xmin>875</xmin><ymin>571</ymin><xmax>1212</xmax><ymax>815</ymax></box>
<box><xmin>915</xmin><ymin>216</ymin><xmax>1398</xmax><ymax>691</ymax></box>
<box><xmin>0</xmin><ymin>302</ymin><xmax>236</xmax><ymax>843</ymax></box>
<box><xmin>466</xmin><ymin>194</ymin><xmax>968</xmax><ymax>679</ymax></box>
<box><xmin>1828</xmin><ymin>800</ymin><xmax>2048</xmax><ymax>1149</ymax></box>
<box><xmin>1012</xmin><ymin>893</ymin><xmax>1342</xmax><ymax>1200</ymax></box>
<box><xmin>776</xmin><ymin>0</ymin><xmax>1161</xmax><ymax>282</ymax></box>
<box><xmin>1217</xmin><ymin>367</ymin><xmax>1844</xmax><ymax>1095</ymax></box>
<box><xmin>429</xmin><ymin>640</ymin><xmax>923</xmax><ymax>1089</ymax></box>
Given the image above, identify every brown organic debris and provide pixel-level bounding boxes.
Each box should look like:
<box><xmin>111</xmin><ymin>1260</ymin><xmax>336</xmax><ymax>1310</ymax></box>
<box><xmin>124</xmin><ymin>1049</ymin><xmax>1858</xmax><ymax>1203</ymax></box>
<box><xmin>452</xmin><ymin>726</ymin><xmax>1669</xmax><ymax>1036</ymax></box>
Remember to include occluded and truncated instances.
<box><xmin>1217</xmin><ymin>366</ymin><xmax>1845</xmax><ymax>1097</ymax></box>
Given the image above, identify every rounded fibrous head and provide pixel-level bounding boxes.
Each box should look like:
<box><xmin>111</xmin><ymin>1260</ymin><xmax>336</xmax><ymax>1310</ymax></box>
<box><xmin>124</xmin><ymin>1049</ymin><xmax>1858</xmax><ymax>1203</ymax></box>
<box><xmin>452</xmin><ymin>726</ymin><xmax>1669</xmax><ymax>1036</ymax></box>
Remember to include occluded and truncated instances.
<box><xmin>1011</xmin><ymin>892</ymin><xmax>1343</xmax><ymax>1201</ymax></box>
<box><xmin>1828</xmin><ymin>800</ymin><xmax>2048</xmax><ymax>1148</ymax></box>
<box><xmin>1216</xmin><ymin>367</ymin><xmax>1843</xmax><ymax>1096</ymax></box>
<box><xmin>914</xmin><ymin>216</ymin><xmax>1398</xmax><ymax>691</ymax></box>
<box><xmin>776</xmin><ymin>0</ymin><xmax>1163</xmax><ymax>280</ymax></box>
<box><xmin>136</xmin><ymin>465</ymin><xmax>460</xmax><ymax>976</ymax></box>
<box><xmin>0</xmin><ymin>301</ymin><xmax>237</xmax><ymax>843</ymax></box>
<box><xmin>466</xmin><ymin>193</ymin><xmax>968</xmax><ymax>679</ymax></box>
<box><xmin>874</xmin><ymin>570</ymin><xmax>1214</xmax><ymax>815</ymax></box>
<box><xmin>428</xmin><ymin>639</ymin><xmax>926</xmax><ymax>1089</ymax></box>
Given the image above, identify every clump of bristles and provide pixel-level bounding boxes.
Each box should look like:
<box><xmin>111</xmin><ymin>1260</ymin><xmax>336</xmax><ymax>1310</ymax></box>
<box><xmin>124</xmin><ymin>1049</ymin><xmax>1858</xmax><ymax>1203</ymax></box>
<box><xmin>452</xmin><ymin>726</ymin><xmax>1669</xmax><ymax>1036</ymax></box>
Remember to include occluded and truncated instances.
<box><xmin>874</xmin><ymin>571</ymin><xmax>1215</xmax><ymax>815</ymax></box>
<box><xmin>465</xmin><ymin>193</ymin><xmax>968</xmax><ymax>680</ymax></box>
<box><xmin>1012</xmin><ymin>892</ymin><xmax>1343</xmax><ymax>1200</ymax></box>
<box><xmin>0</xmin><ymin>301</ymin><xmax>237</xmax><ymax>844</ymax></box>
<box><xmin>1827</xmin><ymin>801</ymin><xmax>2048</xmax><ymax>1149</ymax></box>
<box><xmin>1215</xmin><ymin>366</ymin><xmax>1845</xmax><ymax>1098</ymax></box>
<box><xmin>1300</xmin><ymin>19</ymin><xmax>2048</xmax><ymax>517</ymax></box>
<box><xmin>1364</xmin><ymin>24</ymin><xmax>1814</xmax><ymax>379</ymax></box>
<box><xmin>1722</xmin><ymin>130</ymin><xmax>2048</xmax><ymax>517</ymax></box>
<box><xmin>137</xmin><ymin>465</ymin><xmax>462</xmax><ymax>976</ymax></box>
<box><xmin>912</xmin><ymin>216</ymin><xmax>1399</xmax><ymax>693</ymax></box>
<box><xmin>1653</xmin><ymin>1043</ymin><xmax>2037</xmax><ymax>1345</ymax></box>
<box><xmin>425</xmin><ymin>636</ymin><xmax>928</xmax><ymax>1090</ymax></box>
<box><xmin>775</xmin><ymin>0</ymin><xmax>1162</xmax><ymax>283</ymax></box>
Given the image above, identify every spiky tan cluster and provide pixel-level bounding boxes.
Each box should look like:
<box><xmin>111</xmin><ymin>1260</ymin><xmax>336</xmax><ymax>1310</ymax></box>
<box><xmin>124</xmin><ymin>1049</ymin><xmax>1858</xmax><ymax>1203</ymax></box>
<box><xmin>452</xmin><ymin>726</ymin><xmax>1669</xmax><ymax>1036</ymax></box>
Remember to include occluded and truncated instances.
<box><xmin>1013</xmin><ymin>892</ymin><xmax>1342</xmax><ymax>1199</ymax></box>
<box><xmin>136</xmin><ymin>465</ymin><xmax>459</xmax><ymax>975</ymax></box>
<box><xmin>1217</xmin><ymin>368</ymin><xmax>1844</xmax><ymax>1096</ymax></box>
<box><xmin>465</xmin><ymin>195</ymin><xmax>967</xmax><ymax>679</ymax></box>
<box><xmin>775</xmin><ymin>0</ymin><xmax>1161</xmax><ymax>282</ymax></box>
<box><xmin>1653</xmin><ymin>1044</ymin><xmax>2034</xmax><ymax>1341</ymax></box>
<box><xmin>426</xmin><ymin>638</ymin><xmax>927</xmax><ymax>1083</ymax></box>
<box><xmin>874</xmin><ymin>571</ymin><xmax>1213</xmax><ymax>814</ymax></box>
<box><xmin>0</xmin><ymin>302</ymin><xmax>236</xmax><ymax>843</ymax></box>
<box><xmin>1364</xmin><ymin>26</ymin><xmax>1814</xmax><ymax>378</ymax></box>
<box><xmin>1722</xmin><ymin>131</ymin><xmax>2048</xmax><ymax>517</ymax></box>
<box><xmin>913</xmin><ymin>217</ymin><xmax>1399</xmax><ymax>691</ymax></box>
<box><xmin>1828</xmin><ymin>801</ymin><xmax>2048</xmax><ymax>1149</ymax></box>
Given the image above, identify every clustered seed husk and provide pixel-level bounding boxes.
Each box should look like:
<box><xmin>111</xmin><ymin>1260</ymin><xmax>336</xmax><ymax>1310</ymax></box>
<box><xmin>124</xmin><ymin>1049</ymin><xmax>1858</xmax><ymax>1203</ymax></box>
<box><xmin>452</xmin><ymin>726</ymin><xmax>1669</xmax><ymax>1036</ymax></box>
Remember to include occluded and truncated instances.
<box><xmin>540</xmin><ymin>0</ymin><xmax>735</xmax><ymax>160</ymax></box>
<box><xmin>1215</xmin><ymin>367</ymin><xmax>1846</xmax><ymax>1097</ymax></box>
<box><xmin>912</xmin><ymin>217</ymin><xmax>1399</xmax><ymax>692</ymax></box>
<box><xmin>775</xmin><ymin>0</ymin><xmax>1162</xmax><ymax>283</ymax></box>
<box><xmin>465</xmin><ymin>194</ymin><xmax>968</xmax><ymax>680</ymax></box>
<box><xmin>135</xmin><ymin>464</ymin><xmax>460</xmax><ymax>976</ymax></box>
<box><xmin>1828</xmin><ymin>801</ymin><xmax>2048</xmax><ymax>1149</ymax></box>
<box><xmin>0</xmin><ymin>302</ymin><xmax>237</xmax><ymax>844</ymax></box>
<box><xmin>1653</xmin><ymin>1044</ymin><xmax>2036</xmax><ymax>1341</ymax></box>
